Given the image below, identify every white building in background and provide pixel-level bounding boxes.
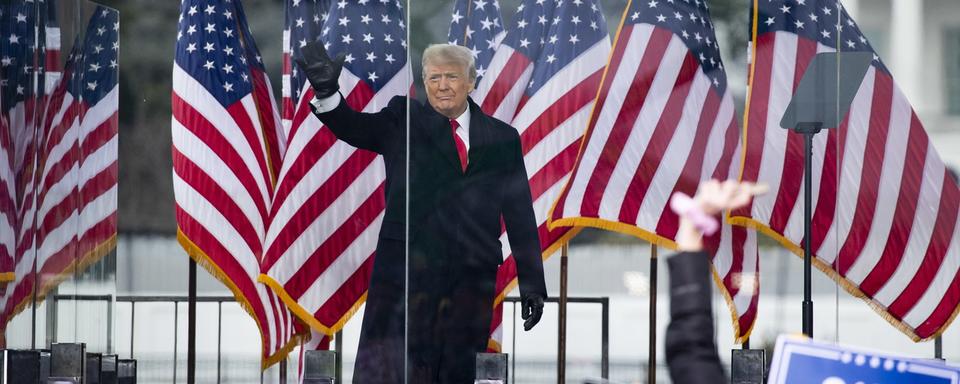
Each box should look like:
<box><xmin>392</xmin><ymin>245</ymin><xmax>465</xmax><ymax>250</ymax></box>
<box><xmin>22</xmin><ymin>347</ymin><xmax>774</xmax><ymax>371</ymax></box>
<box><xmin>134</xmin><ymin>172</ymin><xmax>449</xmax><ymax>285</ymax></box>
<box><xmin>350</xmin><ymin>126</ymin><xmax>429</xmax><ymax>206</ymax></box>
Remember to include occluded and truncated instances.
<box><xmin>851</xmin><ymin>0</ymin><xmax>960</xmax><ymax>168</ymax></box>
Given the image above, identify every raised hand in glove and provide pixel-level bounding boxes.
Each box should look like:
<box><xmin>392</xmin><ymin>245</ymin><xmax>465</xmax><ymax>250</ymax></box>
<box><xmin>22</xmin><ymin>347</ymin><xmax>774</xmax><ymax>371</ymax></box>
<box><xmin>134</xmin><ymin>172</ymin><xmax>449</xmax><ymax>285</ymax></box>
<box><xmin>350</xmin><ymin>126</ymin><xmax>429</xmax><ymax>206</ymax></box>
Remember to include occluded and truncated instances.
<box><xmin>293</xmin><ymin>41</ymin><xmax>346</xmax><ymax>99</ymax></box>
<box><xmin>521</xmin><ymin>293</ymin><xmax>544</xmax><ymax>331</ymax></box>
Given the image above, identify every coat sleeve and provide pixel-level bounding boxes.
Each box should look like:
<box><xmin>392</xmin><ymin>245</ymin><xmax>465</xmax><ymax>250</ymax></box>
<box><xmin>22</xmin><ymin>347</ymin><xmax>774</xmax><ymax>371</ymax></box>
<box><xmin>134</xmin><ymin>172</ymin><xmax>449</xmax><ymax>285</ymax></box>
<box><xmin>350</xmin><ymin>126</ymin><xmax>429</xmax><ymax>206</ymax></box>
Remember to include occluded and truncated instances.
<box><xmin>665</xmin><ymin>251</ymin><xmax>728</xmax><ymax>384</ymax></box>
<box><xmin>501</xmin><ymin>129</ymin><xmax>547</xmax><ymax>299</ymax></box>
<box><xmin>309</xmin><ymin>94</ymin><xmax>406</xmax><ymax>154</ymax></box>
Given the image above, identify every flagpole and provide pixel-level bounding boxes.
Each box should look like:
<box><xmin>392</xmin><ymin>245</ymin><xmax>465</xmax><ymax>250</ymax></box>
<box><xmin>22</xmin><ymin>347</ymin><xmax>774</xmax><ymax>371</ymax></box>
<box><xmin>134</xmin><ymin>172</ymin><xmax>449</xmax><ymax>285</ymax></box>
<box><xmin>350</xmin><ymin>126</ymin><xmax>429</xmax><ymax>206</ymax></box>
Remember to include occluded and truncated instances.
<box><xmin>558</xmin><ymin>243</ymin><xmax>568</xmax><ymax>384</ymax></box>
<box><xmin>648</xmin><ymin>244</ymin><xmax>658</xmax><ymax>384</ymax></box>
<box><xmin>799</xmin><ymin>123</ymin><xmax>821</xmax><ymax>338</ymax></box>
<box><xmin>336</xmin><ymin>331</ymin><xmax>344</xmax><ymax>384</ymax></box>
<box><xmin>188</xmin><ymin>257</ymin><xmax>197</xmax><ymax>383</ymax></box>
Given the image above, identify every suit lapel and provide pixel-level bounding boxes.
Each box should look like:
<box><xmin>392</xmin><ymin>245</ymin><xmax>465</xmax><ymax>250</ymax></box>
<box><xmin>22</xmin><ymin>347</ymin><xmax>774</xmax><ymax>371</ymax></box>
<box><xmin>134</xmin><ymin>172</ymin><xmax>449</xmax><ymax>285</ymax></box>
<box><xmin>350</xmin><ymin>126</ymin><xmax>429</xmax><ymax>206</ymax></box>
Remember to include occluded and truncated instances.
<box><xmin>466</xmin><ymin>98</ymin><xmax>491</xmax><ymax>174</ymax></box>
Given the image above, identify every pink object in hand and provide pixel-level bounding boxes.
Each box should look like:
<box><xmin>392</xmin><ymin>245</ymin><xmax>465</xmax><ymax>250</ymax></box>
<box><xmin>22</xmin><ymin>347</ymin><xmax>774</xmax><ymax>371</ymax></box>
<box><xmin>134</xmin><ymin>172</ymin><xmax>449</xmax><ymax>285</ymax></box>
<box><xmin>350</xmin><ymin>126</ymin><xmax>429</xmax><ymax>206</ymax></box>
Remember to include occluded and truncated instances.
<box><xmin>670</xmin><ymin>192</ymin><xmax>719</xmax><ymax>236</ymax></box>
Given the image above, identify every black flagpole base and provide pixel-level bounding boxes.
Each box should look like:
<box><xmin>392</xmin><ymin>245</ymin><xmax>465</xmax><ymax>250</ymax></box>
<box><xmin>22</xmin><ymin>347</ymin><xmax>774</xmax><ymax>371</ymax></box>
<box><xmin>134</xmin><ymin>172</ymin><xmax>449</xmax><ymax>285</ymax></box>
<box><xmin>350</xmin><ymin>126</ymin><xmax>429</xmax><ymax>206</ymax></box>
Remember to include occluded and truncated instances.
<box><xmin>802</xmin><ymin>300</ymin><xmax>814</xmax><ymax>338</ymax></box>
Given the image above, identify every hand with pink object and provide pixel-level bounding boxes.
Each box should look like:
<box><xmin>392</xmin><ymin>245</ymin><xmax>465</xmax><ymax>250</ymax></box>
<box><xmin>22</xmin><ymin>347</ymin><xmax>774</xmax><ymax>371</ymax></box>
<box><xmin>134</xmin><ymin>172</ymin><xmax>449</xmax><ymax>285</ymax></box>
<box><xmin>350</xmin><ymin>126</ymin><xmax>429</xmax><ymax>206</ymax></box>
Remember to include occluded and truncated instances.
<box><xmin>671</xmin><ymin>180</ymin><xmax>768</xmax><ymax>252</ymax></box>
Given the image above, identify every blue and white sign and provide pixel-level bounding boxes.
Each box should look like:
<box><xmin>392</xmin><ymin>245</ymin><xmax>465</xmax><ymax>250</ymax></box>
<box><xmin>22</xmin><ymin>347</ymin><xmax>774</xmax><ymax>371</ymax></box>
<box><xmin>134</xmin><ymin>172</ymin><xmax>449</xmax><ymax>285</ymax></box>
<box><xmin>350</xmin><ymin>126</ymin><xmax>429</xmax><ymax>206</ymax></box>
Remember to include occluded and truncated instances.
<box><xmin>768</xmin><ymin>335</ymin><xmax>960</xmax><ymax>384</ymax></box>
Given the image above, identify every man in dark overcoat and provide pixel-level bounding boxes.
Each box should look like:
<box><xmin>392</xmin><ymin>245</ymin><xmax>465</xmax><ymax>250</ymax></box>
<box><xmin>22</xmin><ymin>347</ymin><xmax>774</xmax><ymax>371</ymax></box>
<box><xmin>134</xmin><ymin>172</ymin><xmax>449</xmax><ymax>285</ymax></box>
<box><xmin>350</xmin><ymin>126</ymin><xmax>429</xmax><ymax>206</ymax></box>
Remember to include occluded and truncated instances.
<box><xmin>297</xmin><ymin>42</ymin><xmax>547</xmax><ymax>383</ymax></box>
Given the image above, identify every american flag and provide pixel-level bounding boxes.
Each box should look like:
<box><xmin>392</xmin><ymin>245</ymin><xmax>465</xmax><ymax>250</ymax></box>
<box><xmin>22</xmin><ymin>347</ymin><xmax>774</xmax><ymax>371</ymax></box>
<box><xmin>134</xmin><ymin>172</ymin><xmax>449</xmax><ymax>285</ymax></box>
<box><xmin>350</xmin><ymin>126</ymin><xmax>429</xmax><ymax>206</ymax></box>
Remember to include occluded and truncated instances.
<box><xmin>470</xmin><ymin>0</ymin><xmax>612</xmax><ymax>351</ymax></box>
<box><xmin>732</xmin><ymin>0</ymin><xmax>960</xmax><ymax>341</ymax></box>
<box><xmin>0</xmin><ymin>0</ymin><xmax>68</xmax><ymax>333</ymax></box>
<box><xmin>448</xmin><ymin>0</ymin><xmax>505</xmax><ymax>84</ymax></box>
<box><xmin>171</xmin><ymin>0</ymin><xmax>297</xmax><ymax>366</ymax></box>
<box><xmin>471</xmin><ymin>0</ymin><xmax>555</xmax><ymax>122</ymax></box>
<box><xmin>259</xmin><ymin>0</ymin><xmax>411</xmax><ymax>339</ymax></box>
<box><xmin>547</xmin><ymin>0</ymin><xmax>757</xmax><ymax>340</ymax></box>
<box><xmin>0</xmin><ymin>0</ymin><xmax>40</xmax><ymax>289</ymax></box>
<box><xmin>35</xmin><ymin>5</ymin><xmax>119</xmax><ymax>299</ymax></box>
<box><xmin>1</xmin><ymin>0</ymin><xmax>45</xmax><ymax>291</ymax></box>
<box><xmin>71</xmin><ymin>6</ymin><xmax>119</xmax><ymax>292</ymax></box>
<box><xmin>0</xmin><ymin>2</ymin><xmax>120</xmax><ymax>338</ymax></box>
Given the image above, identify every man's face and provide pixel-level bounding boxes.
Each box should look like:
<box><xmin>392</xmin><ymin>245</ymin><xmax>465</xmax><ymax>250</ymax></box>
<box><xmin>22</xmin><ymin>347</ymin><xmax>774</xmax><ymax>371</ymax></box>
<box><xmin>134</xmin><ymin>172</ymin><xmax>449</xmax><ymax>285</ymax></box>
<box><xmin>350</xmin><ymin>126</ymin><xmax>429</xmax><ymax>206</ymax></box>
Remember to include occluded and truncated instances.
<box><xmin>424</xmin><ymin>62</ymin><xmax>474</xmax><ymax>119</ymax></box>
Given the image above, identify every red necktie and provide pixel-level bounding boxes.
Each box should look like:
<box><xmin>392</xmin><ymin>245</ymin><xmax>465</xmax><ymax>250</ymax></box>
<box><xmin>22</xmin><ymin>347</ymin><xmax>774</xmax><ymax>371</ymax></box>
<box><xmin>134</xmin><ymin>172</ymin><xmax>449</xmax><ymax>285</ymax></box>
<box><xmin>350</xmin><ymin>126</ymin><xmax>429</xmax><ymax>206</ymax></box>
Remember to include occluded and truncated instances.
<box><xmin>450</xmin><ymin>119</ymin><xmax>468</xmax><ymax>172</ymax></box>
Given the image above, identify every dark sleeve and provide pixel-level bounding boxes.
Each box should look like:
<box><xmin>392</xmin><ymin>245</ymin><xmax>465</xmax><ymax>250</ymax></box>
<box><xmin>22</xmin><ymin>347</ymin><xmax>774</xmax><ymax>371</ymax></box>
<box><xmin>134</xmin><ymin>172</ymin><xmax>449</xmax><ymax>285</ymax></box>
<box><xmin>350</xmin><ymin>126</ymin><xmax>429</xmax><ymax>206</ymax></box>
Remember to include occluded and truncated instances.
<box><xmin>501</xmin><ymin>129</ymin><xmax>547</xmax><ymax>299</ymax></box>
<box><xmin>309</xmin><ymin>94</ymin><xmax>406</xmax><ymax>154</ymax></box>
<box><xmin>665</xmin><ymin>251</ymin><xmax>728</xmax><ymax>384</ymax></box>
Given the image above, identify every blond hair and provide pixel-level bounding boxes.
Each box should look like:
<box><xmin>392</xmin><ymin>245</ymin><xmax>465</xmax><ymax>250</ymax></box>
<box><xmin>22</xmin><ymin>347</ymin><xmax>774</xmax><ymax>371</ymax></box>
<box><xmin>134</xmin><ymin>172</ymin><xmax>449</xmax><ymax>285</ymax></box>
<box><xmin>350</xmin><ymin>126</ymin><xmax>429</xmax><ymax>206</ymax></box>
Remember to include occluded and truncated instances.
<box><xmin>421</xmin><ymin>44</ymin><xmax>477</xmax><ymax>82</ymax></box>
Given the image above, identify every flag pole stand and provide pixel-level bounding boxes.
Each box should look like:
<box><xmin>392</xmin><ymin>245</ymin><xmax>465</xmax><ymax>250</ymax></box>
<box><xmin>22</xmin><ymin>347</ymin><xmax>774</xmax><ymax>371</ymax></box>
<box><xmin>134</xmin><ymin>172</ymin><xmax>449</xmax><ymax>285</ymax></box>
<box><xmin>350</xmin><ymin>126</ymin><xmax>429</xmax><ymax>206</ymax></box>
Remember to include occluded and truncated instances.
<box><xmin>336</xmin><ymin>330</ymin><xmax>344</xmax><ymax>383</ymax></box>
<box><xmin>648</xmin><ymin>244</ymin><xmax>658</xmax><ymax>384</ymax></box>
<box><xmin>558</xmin><ymin>243</ymin><xmax>568</xmax><ymax>384</ymax></box>
<box><xmin>935</xmin><ymin>336</ymin><xmax>943</xmax><ymax>360</ymax></box>
<box><xmin>796</xmin><ymin>122</ymin><xmax>822</xmax><ymax>338</ymax></box>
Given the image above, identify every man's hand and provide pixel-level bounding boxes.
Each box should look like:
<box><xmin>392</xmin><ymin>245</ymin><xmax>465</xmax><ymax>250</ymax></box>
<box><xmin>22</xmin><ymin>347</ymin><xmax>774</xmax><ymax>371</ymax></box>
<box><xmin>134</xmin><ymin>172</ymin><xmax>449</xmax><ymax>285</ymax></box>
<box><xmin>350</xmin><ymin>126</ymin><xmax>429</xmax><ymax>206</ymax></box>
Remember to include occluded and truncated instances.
<box><xmin>521</xmin><ymin>293</ymin><xmax>544</xmax><ymax>331</ymax></box>
<box><xmin>294</xmin><ymin>41</ymin><xmax>345</xmax><ymax>99</ymax></box>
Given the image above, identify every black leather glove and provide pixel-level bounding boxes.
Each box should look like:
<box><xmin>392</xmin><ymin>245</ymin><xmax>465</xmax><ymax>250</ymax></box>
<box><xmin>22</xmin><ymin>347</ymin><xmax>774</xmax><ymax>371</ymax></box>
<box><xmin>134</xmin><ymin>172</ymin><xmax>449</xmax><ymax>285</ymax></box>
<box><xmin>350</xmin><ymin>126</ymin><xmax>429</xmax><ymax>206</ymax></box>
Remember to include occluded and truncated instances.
<box><xmin>521</xmin><ymin>293</ymin><xmax>544</xmax><ymax>331</ymax></box>
<box><xmin>293</xmin><ymin>41</ymin><xmax>346</xmax><ymax>99</ymax></box>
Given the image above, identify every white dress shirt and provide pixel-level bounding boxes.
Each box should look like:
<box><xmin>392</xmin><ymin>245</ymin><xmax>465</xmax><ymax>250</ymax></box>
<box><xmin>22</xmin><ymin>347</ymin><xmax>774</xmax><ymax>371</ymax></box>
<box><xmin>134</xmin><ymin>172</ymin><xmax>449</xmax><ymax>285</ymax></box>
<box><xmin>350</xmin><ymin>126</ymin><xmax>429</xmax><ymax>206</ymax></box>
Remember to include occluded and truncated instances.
<box><xmin>450</xmin><ymin>106</ymin><xmax>471</xmax><ymax>151</ymax></box>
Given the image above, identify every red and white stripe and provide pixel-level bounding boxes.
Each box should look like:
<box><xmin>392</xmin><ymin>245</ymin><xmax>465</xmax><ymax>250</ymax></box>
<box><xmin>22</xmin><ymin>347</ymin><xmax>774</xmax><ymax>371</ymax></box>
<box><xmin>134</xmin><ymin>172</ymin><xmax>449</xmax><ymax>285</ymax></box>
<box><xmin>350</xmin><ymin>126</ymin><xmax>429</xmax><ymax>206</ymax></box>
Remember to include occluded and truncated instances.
<box><xmin>259</xmin><ymin>64</ymin><xmax>410</xmax><ymax>335</ymax></box>
<box><xmin>0</xmin><ymin>143</ymin><xmax>42</xmax><ymax>338</ymax></box>
<box><xmin>281</xmin><ymin>28</ymin><xmax>296</xmax><ymax>138</ymax></box>
<box><xmin>550</xmin><ymin>24</ymin><xmax>738</xmax><ymax>233</ymax></box>
<box><xmin>547</xmin><ymin>22</ymin><xmax>754</xmax><ymax>340</ymax></box>
<box><xmin>73</xmin><ymin>75</ymin><xmax>118</xmax><ymax>281</ymax></box>
<box><xmin>0</xmin><ymin>228</ymin><xmax>37</xmax><ymax>334</ymax></box>
<box><xmin>33</xmin><ymin>67</ymin><xmax>81</xmax><ymax>292</ymax></box>
<box><xmin>258</xmin><ymin>65</ymin><xmax>287</xmax><ymax>180</ymax></box>
<box><xmin>172</xmin><ymin>62</ymin><xmax>297</xmax><ymax>363</ymax></box>
<box><xmin>734</xmin><ymin>30</ymin><xmax>960</xmax><ymax>341</ymax></box>
<box><xmin>0</xmin><ymin>73</ymin><xmax>62</xmax><ymax>332</ymax></box>
<box><xmin>0</xmin><ymin>137</ymin><xmax>38</xmax><ymax>322</ymax></box>
<box><xmin>33</xmin><ymin>17</ymin><xmax>68</xmax><ymax>289</ymax></box>
<box><xmin>705</xmin><ymin>140</ymin><xmax>759</xmax><ymax>340</ymax></box>
<box><xmin>14</xmin><ymin>42</ymin><xmax>118</xmax><ymax>301</ymax></box>
<box><xmin>0</xmin><ymin>6</ymin><xmax>67</xmax><ymax>331</ymax></box>
<box><xmin>0</xmin><ymin>75</ymin><xmax>53</xmax><ymax>330</ymax></box>
<box><xmin>708</xmin><ymin>221</ymin><xmax>760</xmax><ymax>341</ymax></box>
<box><xmin>0</xmin><ymin>95</ymin><xmax>37</xmax><ymax>337</ymax></box>
<box><xmin>550</xmin><ymin>22</ymin><xmax>740</xmax><ymax>244</ymax></box>
<box><xmin>473</xmin><ymin>44</ymin><xmax>537</xmax><ymax>123</ymax></box>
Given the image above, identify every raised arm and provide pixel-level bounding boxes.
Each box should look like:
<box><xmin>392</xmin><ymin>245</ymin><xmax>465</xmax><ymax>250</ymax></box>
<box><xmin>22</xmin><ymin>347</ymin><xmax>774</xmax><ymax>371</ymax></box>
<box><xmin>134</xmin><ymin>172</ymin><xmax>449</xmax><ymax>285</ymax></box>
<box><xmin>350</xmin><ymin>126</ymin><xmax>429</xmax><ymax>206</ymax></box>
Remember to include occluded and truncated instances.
<box><xmin>665</xmin><ymin>180</ymin><xmax>767</xmax><ymax>384</ymax></box>
<box><xmin>296</xmin><ymin>41</ymin><xmax>402</xmax><ymax>153</ymax></box>
<box><xmin>308</xmin><ymin>94</ymin><xmax>404</xmax><ymax>154</ymax></box>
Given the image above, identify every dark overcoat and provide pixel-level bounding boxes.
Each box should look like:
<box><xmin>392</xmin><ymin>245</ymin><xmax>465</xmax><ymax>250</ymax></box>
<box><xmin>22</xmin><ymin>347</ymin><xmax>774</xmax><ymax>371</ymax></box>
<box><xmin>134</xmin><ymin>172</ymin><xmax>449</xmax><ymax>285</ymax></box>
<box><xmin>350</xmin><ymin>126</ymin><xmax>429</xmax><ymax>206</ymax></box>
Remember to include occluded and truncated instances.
<box><xmin>311</xmin><ymin>95</ymin><xmax>547</xmax><ymax>383</ymax></box>
<box><xmin>665</xmin><ymin>251</ymin><xmax>728</xmax><ymax>383</ymax></box>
